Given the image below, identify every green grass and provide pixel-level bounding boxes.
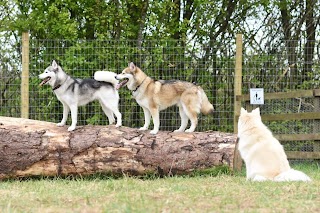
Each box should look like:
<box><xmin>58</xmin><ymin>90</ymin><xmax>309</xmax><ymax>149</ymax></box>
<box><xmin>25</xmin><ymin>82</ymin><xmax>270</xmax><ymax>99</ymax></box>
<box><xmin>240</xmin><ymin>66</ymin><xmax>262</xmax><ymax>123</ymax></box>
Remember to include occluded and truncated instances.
<box><xmin>0</xmin><ymin>163</ymin><xmax>319</xmax><ymax>213</ymax></box>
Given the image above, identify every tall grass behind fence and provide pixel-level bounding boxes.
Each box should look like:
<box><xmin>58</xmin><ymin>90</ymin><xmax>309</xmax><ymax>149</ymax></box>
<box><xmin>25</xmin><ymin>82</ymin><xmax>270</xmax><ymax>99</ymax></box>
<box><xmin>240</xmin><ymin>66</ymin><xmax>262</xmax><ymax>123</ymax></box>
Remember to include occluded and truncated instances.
<box><xmin>242</xmin><ymin>39</ymin><xmax>320</xmax><ymax>154</ymax></box>
<box><xmin>1</xmin><ymin>37</ymin><xmax>235</xmax><ymax>132</ymax></box>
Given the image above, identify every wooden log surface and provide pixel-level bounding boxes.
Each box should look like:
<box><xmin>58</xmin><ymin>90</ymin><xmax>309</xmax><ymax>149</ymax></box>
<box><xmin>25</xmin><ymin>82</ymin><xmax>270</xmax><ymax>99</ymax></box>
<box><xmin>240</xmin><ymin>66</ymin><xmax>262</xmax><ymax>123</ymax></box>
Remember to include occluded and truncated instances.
<box><xmin>0</xmin><ymin>117</ymin><xmax>237</xmax><ymax>179</ymax></box>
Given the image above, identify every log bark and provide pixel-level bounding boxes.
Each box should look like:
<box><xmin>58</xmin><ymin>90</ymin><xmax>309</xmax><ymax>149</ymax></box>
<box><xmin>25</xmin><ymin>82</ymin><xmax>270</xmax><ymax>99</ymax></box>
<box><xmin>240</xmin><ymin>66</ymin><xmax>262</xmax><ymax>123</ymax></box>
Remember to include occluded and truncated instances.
<box><xmin>0</xmin><ymin>116</ymin><xmax>237</xmax><ymax>179</ymax></box>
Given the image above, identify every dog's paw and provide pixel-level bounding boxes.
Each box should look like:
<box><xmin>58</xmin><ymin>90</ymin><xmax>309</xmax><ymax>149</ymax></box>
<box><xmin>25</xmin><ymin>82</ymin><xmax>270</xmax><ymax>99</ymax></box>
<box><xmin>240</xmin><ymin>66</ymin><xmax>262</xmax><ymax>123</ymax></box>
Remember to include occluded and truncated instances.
<box><xmin>251</xmin><ymin>175</ymin><xmax>268</xmax><ymax>182</ymax></box>
<box><xmin>139</xmin><ymin>127</ymin><xmax>148</xmax><ymax>131</ymax></box>
<box><xmin>68</xmin><ymin>126</ymin><xmax>76</xmax><ymax>131</ymax></box>
<box><xmin>108</xmin><ymin>119</ymin><xmax>115</xmax><ymax>125</ymax></box>
<box><xmin>174</xmin><ymin>129</ymin><xmax>184</xmax><ymax>133</ymax></box>
<box><xmin>57</xmin><ymin>123</ymin><xmax>65</xmax><ymax>127</ymax></box>
<box><xmin>150</xmin><ymin>129</ymin><xmax>158</xmax><ymax>134</ymax></box>
<box><xmin>185</xmin><ymin>129</ymin><xmax>194</xmax><ymax>133</ymax></box>
<box><xmin>115</xmin><ymin>123</ymin><xmax>122</xmax><ymax>127</ymax></box>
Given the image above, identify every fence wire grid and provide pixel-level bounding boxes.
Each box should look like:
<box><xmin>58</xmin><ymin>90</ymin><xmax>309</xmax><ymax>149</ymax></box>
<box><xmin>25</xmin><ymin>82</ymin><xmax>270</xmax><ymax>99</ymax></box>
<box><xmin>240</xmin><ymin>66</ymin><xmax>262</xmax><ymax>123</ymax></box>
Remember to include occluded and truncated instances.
<box><xmin>2</xmin><ymin>39</ymin><xmax>234</xmax><ymax>132</ymax></box>
<box><xmin>1</xmin><ymin>37</ymin><xmax>320</xmax><ymax>156</ymax></box>
<box><xmin>242</xmin><ymin>39</ymin><xmax>320</xmax><ymax>155</ymax></box>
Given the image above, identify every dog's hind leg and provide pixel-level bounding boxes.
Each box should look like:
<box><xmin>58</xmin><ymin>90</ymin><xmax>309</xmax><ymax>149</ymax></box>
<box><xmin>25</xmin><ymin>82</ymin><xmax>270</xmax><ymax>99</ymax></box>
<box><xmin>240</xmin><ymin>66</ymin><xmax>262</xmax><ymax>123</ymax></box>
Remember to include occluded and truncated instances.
<box><xmin>181</xmin><ymin>96</ymin><xmax>199</xmax><ymax>133</ymax></box>
<box><xmin>100</xmin><ymin>101</ymin><xmax>115</xmax><ymax>125</ymax></box>
<box><xmin>107</xmin><ymin>103</ymin><xmax>122</xmax><ymax>127</ymax></box>
<box><xmin>184</xmin><ymin>109</ymin><xmax>198</xmax><ymax>132</ymax></box>
<box><xmin>68</xmin><ymin>104</ymin><xmax>78</xmax><ymax>131</ymax></box>
<box><xmin>174</xmin><ymin>104</ymin><xmax>188</xmax><ymax>132</ymax></box>
<box><xmin>104</xmin><ymin>107</ymin><xmax>116</xmax><ymax>125</ymax></box>
<box><xmin>99</xmin><ymin>96</ymin><xmax>122</xmax><ymax>127</ymax></box>
<box><xmin>57</xmin><ymin>102</ymin><xmax>70</xmax><ymax>127</ymax></box>
<box><xmin>140</xmin><ymin>106</ymin><xmax>151</xmax><ymax>130</ymax></box>
<box><xmin>110</xmin><ymin>106</ymin><xmax>122</xmax><ymax>127</ymax></box>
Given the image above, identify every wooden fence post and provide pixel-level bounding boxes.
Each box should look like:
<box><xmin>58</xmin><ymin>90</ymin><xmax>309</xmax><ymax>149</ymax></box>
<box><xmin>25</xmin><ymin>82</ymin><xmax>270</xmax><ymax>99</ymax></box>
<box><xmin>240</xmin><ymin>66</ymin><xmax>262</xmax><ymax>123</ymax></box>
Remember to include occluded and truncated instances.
<box><xmin>313</xmin><ymin>90</ymin><xmax>320</xmax><ymax>153</ymax></box>
<box><xmin>21</xmin><ymin>32</ymin><xmax>29</xmax><ymax>119</ymax></box>
<box><xmin>233</xmin><ymin>34</ymin><xmax>243</xmax><ymax>172</ymax></box>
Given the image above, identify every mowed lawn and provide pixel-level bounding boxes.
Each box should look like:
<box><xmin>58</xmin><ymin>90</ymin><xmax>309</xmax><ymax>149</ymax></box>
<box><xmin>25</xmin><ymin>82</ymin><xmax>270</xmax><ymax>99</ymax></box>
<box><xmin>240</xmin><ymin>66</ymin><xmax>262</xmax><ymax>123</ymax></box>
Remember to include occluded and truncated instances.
<box><xmin>0</xmin><ymin>164</ymin><xmax>319</xmax><ymax>213</ymax></box>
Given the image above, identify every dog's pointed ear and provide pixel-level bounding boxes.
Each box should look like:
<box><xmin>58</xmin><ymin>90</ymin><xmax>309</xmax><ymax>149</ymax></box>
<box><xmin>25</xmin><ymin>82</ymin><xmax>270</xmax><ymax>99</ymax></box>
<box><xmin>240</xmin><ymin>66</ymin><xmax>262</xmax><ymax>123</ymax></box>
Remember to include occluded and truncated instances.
<box><xmin>129</xmin><ymin>62</ymin><xmax>136</xmax><ymax>71</ymax></box>
<box><xmin>252</xmin><ymin>107</ymin><xmax>260</xmax><ymax>115</ymax></box>
<box><xmin>240</xmin><ymin>107</ymin><xmax>247</xmax><ymax>115</ymax></box>
<box><xmin>52</xmin><ymin>60</ymin><xmax>58</xmax><ymax>70</ymax></box>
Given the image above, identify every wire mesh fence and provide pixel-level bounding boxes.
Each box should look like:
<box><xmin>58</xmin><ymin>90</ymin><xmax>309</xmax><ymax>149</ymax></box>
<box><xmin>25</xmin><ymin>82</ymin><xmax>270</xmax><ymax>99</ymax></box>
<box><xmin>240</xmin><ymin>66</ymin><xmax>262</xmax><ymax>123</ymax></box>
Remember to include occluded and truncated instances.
<box><xmin>1</xmin><ymin>35</ymin><xmax>320</xmax><ymax>147</ymax></box>
<box><xmin>1</xmin><ymin>38</ymin><xmax>235</xmax><ymax>132</ymax></box>
<box><xmin>242</xmin><ymin>38</ymin><xmax>320</xmax><ymax>156</ymax></box>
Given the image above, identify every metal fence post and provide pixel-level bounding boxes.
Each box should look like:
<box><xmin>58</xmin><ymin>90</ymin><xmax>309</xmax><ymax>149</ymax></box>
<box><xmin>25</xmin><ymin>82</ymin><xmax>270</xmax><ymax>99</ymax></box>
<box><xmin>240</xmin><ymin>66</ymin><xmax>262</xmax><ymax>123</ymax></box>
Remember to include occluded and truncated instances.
<box><xmin>21</xmin><ymin>32</ymin><xmax>29</xmax><ymax>118</ymax></box>
<box><xmin>233</xmin><ymin>34</ymin><xmax>243</xmax><ymax>172</ymax></box>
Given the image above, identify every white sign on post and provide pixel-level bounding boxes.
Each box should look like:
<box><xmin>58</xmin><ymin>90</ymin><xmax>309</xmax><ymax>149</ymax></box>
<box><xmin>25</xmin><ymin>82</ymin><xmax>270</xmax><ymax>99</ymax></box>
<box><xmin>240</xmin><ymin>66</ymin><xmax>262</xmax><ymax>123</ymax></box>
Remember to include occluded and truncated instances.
<box><xmin>250</xmin><ymin>88</ymin><xmax>264</xmax><ymax>105</ymax></box>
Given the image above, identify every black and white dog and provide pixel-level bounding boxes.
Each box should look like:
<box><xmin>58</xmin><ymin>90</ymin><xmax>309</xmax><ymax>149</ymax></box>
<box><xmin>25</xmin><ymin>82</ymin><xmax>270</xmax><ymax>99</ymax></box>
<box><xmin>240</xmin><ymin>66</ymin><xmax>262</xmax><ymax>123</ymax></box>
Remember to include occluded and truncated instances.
<box><xmin>39</xmin><ymin>60</ymin><xmax>122</xmax><ymax>131</ymax></box>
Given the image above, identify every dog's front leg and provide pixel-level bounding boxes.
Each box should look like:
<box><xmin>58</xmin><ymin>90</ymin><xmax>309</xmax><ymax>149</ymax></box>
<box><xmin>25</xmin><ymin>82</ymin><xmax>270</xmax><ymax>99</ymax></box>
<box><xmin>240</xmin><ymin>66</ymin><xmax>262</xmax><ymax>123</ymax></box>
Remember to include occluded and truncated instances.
<box><xmin>68</xmin><ymin>104</ymin><xmax>78</xmax><ymax>131</ymax></box>
<box><xmin>139</xmin><ymin>107</ymin><xmax>151</xmax><ymax>131</ymax></box>
<box><xmin>57</xmin><ymin>103</ymin><xmax>70</xmax><ymax>127</ymax></box>
<box><xmin>150</xmin><ymin>107</ymin><xmax>160</xmax><ymax>134</ymax></box>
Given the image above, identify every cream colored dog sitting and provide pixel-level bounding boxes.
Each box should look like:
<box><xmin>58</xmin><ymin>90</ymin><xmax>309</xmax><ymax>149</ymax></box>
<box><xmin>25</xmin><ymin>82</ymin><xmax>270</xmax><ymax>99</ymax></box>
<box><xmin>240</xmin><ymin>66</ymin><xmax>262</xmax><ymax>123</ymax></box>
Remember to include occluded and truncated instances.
<box><xmin>238</xmin><ymin>107</ymin><xmax>311</xmax><ymax>182</ymax></box>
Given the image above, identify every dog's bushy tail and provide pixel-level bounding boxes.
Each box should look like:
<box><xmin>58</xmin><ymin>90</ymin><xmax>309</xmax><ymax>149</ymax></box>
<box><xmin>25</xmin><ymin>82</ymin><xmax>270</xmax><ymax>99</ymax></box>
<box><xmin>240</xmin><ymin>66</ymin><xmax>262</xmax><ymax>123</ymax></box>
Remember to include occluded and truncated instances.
<box><xmin>199</xmin><ymin>88</ymin><xmax>214</xmax><ymax>115</ymax></box>
<box><xmin>274</xmin><ymin>169</ymin><xmax>311</xmax><ymax>182</ymax></box>
<box><xmin>94</xmin><ymin>71</ymin><xmax>118</xmax><ymax>86</ymax></box>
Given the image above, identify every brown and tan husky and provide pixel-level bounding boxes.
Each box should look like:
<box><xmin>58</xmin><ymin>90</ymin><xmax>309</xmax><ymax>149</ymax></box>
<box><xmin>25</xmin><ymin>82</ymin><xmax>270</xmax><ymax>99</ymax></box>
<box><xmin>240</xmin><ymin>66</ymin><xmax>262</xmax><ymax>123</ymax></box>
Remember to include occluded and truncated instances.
<box><xmin>95</xmin><ymin>62</ymin><xmax>214</xmax><ymax>134</ymax></box>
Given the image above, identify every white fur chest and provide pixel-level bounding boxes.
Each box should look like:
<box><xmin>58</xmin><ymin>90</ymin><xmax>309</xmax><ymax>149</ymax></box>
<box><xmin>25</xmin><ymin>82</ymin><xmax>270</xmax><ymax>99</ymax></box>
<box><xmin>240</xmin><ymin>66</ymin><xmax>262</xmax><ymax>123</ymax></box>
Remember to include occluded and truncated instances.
<box><xmin>54</xmin><ymin>88</ymin><xmax>76</xmax><ymax>104</ymax></box>
<box><xmin>135</xmin><ymin>95</ymin><xmax>150</xmax><ymax>108</ymax></box>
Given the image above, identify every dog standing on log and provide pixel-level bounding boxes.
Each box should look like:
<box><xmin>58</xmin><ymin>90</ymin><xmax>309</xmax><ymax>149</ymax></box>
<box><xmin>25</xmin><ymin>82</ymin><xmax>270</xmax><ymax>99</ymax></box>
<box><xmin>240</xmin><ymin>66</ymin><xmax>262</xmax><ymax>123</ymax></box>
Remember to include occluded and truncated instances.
<box><xmin>95</xmin><ymin>62</ymin><xmax>214</xmax><ymax>134</ymax></box>
<box><xmin>238</xmin><ymin>107</ymin><xmax>311</xmax><ymax>181</ymax></box>
<box><xmin>39</xmin><ymin>60</ymin><xmax>122</xmax><ymax>131</ymax></box>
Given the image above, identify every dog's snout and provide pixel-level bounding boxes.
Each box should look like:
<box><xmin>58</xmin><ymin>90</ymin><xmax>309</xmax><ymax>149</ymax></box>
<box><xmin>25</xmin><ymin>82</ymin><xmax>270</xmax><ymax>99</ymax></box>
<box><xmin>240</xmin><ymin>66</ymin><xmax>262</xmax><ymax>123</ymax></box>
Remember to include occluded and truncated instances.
<box><xmin>115</xmin><ymin>75</ymin><xmax>119</xmax><ymax>80</ymax></box>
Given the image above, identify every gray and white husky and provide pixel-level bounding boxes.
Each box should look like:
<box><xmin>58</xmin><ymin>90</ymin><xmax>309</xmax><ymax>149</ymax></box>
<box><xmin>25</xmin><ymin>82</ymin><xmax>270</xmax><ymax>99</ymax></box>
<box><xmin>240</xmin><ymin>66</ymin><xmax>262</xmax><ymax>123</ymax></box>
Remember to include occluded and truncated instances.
<box><xmin>39</xmin><ymin>60</ymin><xmax>122</xmax><ymax>131</ymax></box>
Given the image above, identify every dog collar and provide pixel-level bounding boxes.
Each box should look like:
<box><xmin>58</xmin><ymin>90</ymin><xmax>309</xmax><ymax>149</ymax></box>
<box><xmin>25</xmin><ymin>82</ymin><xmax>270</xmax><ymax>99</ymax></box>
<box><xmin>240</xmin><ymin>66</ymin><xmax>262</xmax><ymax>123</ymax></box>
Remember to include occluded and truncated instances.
<box><xmin>52</xmin><ymin>84</ymin><xmax>61</xmax><ymax>90</ymax></box>
<box><xmin>52</xmin><ymin>76</ymin><xmax>69</xmax><ymax>91</ymax></box>
<box><xmin>132</xmin><ymin>77</ymin><xmax>147</xmax><ymax>93</ymax></box>
<box><xmin>132</xmin><ymin>85</ymin><xmax>140</xmax><ymax>93</ymax></box>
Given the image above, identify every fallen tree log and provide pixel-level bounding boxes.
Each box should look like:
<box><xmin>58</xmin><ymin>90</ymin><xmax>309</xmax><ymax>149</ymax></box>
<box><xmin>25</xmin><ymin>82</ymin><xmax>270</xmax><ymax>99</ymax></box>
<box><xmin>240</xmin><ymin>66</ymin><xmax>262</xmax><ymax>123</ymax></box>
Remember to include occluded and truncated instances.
<box><xmin>0</xmin><ymin>116</ymin><xmax>237</xmax><ymax>179</ymax></box>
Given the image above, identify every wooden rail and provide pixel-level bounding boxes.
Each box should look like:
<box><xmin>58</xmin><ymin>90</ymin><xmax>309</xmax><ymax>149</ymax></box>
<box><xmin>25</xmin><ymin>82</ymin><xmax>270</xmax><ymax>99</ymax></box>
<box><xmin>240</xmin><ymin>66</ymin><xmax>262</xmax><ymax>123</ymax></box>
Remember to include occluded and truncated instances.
<box><xmin>236</xmin><ymin>89</ymin><xmax>320</xmax><ymax>102</ymax></box>
<box><xmin>235</xmin><ymin>112</ymin><xmax>320</xmax><ymax>123</ymax></box>
<box><xmin>236</xmin><ymin>89</ymin><xmax>320</xmax><ymax>122</ymax></box>
<box><xmin>275</xmin><ymin>133</ymin><xmax>320</xmax><ymax>141</ymax></box>
<box><xmin>286</xmin><ymin>151</ymin><xmax>320</xmax><ymax>159</ymax></box>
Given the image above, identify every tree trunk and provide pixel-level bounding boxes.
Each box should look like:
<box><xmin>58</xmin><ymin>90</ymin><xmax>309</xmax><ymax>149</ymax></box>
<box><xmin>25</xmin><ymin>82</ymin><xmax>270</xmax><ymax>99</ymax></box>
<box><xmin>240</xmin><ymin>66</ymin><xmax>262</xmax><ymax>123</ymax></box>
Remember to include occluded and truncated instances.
<box><xmin>303</xmin><ymin>0</ymin><xmax>316</xmax><ymax>82</ymax></box>
<box><xmin>0</xmin><ymin>117</ymin><xmax>237</xmax><ymax>180</ymax></box>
